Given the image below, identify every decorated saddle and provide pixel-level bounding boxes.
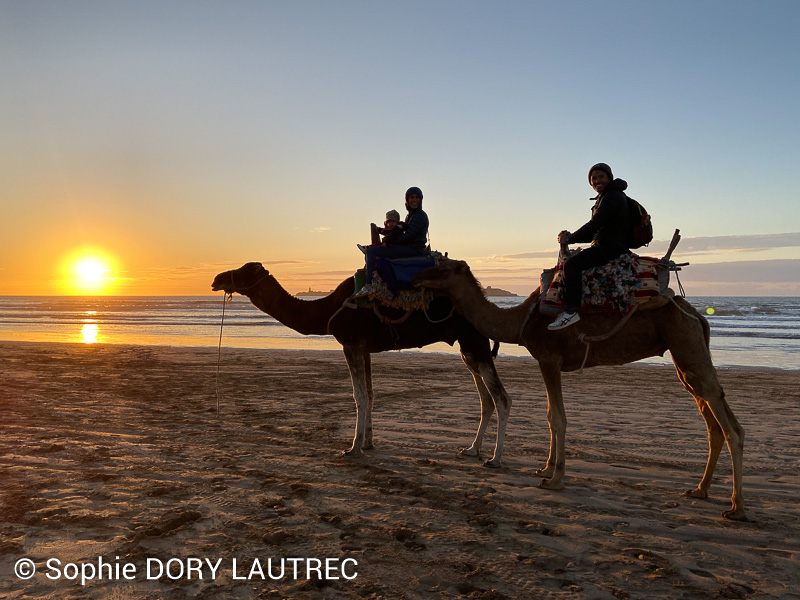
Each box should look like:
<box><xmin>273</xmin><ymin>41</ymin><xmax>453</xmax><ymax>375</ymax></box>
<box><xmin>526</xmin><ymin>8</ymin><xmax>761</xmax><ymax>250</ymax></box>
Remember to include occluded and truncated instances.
<box><xmin>355</xmin><ymin>252</ymin><xmax>441</xmax><ymax>311</ymax></box>
<box><xmin>540</xmin><ymin>252</ymin><xmax>662</xmax><ymax>315</ymax></box>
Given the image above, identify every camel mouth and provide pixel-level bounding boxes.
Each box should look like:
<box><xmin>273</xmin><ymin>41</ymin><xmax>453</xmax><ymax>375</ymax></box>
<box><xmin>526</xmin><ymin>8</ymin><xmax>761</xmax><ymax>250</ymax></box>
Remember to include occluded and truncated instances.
<box><xmin>211</xmin><ymin>272</ymin><xmax>235</xmax><ymax>294</ymax></box>
<box><xmin>211</xmin><ymin>263</ymin><xmax>268</xmax><ymax>294</ymax></box>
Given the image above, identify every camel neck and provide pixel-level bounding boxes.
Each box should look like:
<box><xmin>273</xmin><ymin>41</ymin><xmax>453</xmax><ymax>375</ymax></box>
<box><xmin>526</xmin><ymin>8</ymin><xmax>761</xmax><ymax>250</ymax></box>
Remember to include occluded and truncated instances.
<box><xmin>451</xmin><ymin>287</ymin><xmax>537</xmax><ymax>344</ymax></box>
<box><xmin>246</xmin><ymin>276</ymin><xmax>354</xmax><ymax>336</ymax></box>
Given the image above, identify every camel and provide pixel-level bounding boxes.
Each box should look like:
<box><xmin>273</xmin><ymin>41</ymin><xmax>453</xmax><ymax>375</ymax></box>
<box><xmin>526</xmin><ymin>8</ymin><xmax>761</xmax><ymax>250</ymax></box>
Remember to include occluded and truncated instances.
<box><xmin>413</xmin><ymin>258</ymin><xmax>746</xmax><ymax>520</ymax></box>
<box><xmin>211</xmin><ymin>262</ymin><xmax>512</xmax><ymax>465</ymax></box>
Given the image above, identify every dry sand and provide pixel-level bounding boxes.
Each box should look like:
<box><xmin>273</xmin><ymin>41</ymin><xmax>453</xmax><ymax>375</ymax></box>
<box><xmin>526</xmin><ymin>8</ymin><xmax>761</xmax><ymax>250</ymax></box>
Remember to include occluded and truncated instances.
<box><xmin>1</xmin><ymin>341</ymin><xmax>799</xmax><ymax>599</ymax></box>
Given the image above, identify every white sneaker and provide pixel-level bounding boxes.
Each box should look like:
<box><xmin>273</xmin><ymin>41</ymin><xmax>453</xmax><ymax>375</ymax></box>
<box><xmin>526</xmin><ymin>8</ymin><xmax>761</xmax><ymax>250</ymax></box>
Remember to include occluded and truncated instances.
<box><xmin>356</xmin><ymin>243</ymin><xmax>368</xmax><ymax>254</ymax></box>
<box><xmin>548</xmin><ymin>311</ymin><xmax>580</xmax><ymax>330</ymax></box>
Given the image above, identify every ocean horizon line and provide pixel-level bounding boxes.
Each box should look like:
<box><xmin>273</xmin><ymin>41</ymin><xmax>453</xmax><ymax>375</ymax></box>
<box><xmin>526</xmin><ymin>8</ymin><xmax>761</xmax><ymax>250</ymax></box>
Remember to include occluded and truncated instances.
<box><xmin>2</xmin><ymin>293</ymin><xmax>799</xmax><ymax>298</ymax></box>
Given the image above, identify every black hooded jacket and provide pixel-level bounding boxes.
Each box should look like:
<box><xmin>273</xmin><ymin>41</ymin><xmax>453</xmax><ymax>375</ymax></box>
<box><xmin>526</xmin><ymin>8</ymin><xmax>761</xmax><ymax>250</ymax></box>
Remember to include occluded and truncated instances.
<box><xmin>394</xmin><ymin>204</ymin><xmax>429</xmax><ymax>254</ymax></box>
<box><xmin>567</xmin><ymin>178</ymin><xmax>630</xmax><ymax>250</ymax></box>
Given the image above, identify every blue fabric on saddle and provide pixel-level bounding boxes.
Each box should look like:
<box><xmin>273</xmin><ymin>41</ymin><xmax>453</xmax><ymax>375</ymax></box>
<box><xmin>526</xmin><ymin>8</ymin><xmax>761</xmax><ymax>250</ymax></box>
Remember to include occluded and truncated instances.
<box><xmin>376</xmin><ymin>255</ymin><xmax>437</xmax><ymax>293</ymax></box>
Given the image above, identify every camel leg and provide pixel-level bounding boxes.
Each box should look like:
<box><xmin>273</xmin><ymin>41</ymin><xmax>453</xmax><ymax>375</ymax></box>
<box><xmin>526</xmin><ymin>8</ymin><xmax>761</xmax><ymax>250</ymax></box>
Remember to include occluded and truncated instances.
<box><xmin>460</xmin><ymin>350</ymin><xmax>512</xmax><ymax>468</ymax></box>
<box><xmin>363</xmin><ymin>352</ymin><xmax>374</xmax><ymax>450</ymax></box>
<box><xmin>537</xmin><ymin>364</ymin><xmax>566</xmax><ymax>489</ymax></box>
<box><xmin>672</xmin><ymin>355</ymin><xmax>746</xmax><ymax>520</ymax></box>
<box><xmin>677</xmin><ymin>370</ymin><xmax>725</xmax><ymax>499</ymax></box>
<box><xmin>459</xmin><ymin>359</ymin><xmax>494</xmax><ymax>459</ymax></box>
<box><xmin>342</xmin><ymin>343</ymin><xmax>370</xmax><ymax>458</ymax></box>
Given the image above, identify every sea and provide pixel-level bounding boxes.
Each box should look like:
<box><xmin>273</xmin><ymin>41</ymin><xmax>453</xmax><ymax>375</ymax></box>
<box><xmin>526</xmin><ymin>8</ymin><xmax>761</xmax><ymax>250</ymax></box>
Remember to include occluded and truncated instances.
<box><xmin>0</xmin><ymin>295</ymin><xmax>797</xmax><ymax>370</ymax></box>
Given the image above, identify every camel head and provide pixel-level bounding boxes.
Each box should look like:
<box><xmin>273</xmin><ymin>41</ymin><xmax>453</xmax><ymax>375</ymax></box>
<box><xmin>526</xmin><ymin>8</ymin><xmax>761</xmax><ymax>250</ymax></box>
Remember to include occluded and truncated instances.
<box><xmin>413</xmin><ymin>258</ymin><xmax>477</xmax><ymax>292</ymax></box>
<box><xmin>211</xmin><ymin>262</ymin><xmax>270</xmax><ymax>294</ymax></box>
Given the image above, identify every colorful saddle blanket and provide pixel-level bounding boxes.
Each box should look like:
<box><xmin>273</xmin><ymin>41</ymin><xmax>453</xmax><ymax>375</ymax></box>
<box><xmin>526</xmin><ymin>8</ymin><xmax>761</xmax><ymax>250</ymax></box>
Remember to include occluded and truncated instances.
<box><xmin>355</xmin><ymin>253</ymin><xmax>439</xmax><ymax>311</ymax></box>
<box><xmin>368</xmin><ymin>272</ymin><xmax>434</xmax><ymax>311</ymax></box>
<box><xmin>541</xmin><ymin>252</ymin><xmax>660</xmax><ymax>314</ymax></box>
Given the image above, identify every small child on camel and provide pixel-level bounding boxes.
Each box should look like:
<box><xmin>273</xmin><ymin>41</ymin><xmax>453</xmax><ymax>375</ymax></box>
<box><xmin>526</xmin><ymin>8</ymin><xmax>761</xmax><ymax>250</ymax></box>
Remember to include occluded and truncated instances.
<box><xmin>358</xmin><ymin>209</ymin><xmax>405</xmax><ymax>253</ymax></box>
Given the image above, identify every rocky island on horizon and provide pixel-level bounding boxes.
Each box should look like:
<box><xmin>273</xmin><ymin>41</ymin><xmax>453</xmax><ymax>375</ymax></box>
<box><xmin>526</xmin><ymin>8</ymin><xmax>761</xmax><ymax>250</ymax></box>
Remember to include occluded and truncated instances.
<box><xmin>482</xmin><ymin>286</ymin><xmax>520</xmax><ymax>297</ymax></box>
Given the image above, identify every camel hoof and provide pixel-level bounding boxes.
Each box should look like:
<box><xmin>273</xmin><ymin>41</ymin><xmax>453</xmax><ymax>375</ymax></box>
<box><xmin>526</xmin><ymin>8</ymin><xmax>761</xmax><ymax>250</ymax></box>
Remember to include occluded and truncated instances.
<box><xmin>539</xmin><ymin>478</ymin><xmax>564</xmax><ymax>491</ymax></box>
<box><xmin>483</xmin><ymin>458</ymin><xmax>501</xmax><ymax>469</ymax></box>
<box><xmin>341</xmin><ymin>448</ymin><xmax>363</xmax><ymax>458</ymax></box>
<box><xmin>723</xmin><ymin>508</ymin><xmax>748</xmax><ymax>522</ymax></box>
<box><xmin>685</xmin><ymin>488</ymin><xmax>709</xmax><ymax>499</ymax></box>
<box><xmin>460</xmin><ymin>447</ymin><xmax>479</xmax><ymax>458</ymax></box>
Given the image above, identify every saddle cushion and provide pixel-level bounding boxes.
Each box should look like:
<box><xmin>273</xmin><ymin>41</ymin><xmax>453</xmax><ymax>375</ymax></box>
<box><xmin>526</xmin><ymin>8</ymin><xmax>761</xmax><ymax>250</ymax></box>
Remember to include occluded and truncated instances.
<box><xmin>376</xmin><ymin>255</ymin><xmax>437</xmax><ymax>292</ymax></box>
<box><xmin>542</xmin><ymin>253</ymin><xmax>660</xmax><ymax>314</ymax></box>
<box><xmin>368</xmin><ymin>270</ymin><xmax>434</xmax><ymax>311</ymax></box>
<box><xmin>355</xmin><ymin>253</ymin><xmax>439</xmax><ymax>311</ymax></box>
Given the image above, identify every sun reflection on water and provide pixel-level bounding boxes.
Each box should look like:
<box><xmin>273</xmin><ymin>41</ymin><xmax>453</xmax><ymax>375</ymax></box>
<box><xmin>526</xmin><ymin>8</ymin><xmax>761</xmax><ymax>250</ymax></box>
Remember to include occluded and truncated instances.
<box><xmin>81</xmin><ymin>322</ymin><xmax>99</xmax><ymax>344</ymax></box>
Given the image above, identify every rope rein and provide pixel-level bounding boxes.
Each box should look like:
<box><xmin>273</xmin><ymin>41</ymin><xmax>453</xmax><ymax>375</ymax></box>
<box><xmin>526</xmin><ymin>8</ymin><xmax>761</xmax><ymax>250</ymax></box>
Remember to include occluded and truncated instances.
<box><xmin>214</xmin><ymin>268</ymin><xmax>269</xmax><ymax>415</ymax></box>
<box><xmin>668</xmin><ymin>295</ymin><xmax>701</xmax><ymax>322</ymax></box>
<box><xmin>422</xmin><ymin>300</ymin><xmax>455</xmax><ymax>324</ymax></box>
<box><xmin>328</xmin><ymin>299</ymin><xmax>356</xmax><ymax>333</ymax></box>
<box><xmin>215</xmin><ymin>292</ymin><xmax>233</xmax><ymax>416</ymax></box>
<box><xmin>373</xmin><ymin>304</ymin><xmax>415</xmax><ymax>326</ymax></box>
<box><xmin>575</xmin><ymin>304</ymin><xmax>640</xmax><ymax>374</ymax></box>
<box><xmin>231</xmin><ymin>270</ymin><xmax>272</xmax><ymax>292</ymax></box>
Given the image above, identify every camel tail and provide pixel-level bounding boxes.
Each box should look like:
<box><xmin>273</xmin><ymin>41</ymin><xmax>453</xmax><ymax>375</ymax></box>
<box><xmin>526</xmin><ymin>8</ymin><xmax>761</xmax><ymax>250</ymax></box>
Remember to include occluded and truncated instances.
<box><xmin>491</xmin><ymin>340</ymin><xmax>500</xmax><ymax>359</ymax></box>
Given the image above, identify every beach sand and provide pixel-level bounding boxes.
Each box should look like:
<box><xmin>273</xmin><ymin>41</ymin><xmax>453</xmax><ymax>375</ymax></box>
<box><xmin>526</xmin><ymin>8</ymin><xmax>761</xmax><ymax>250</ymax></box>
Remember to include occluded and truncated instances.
<box><xmin>1</xmin><ymin>341</ymin><xmax>799</xmax><ymax>599</ymax></box>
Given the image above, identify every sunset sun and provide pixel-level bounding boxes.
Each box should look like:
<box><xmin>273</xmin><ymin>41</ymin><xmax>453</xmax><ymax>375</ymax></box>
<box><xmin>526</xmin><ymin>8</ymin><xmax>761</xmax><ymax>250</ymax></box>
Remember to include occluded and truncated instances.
<box><xmin>75</xmin><ymin>258</ymin><xmax>108</xmax><ymax>285</ymax></box>
<box><xmin>60</xmin><ymin>248</ymin><xmax>118</xmax><ymax>294</ymax></box>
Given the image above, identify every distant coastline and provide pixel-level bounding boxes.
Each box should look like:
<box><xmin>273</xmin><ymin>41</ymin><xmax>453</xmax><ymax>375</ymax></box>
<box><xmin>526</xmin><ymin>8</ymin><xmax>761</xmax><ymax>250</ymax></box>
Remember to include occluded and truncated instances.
<box><xmin>482</xmin><ymin>286</ymin><xmax>520</xmax><ymax>297</ymax></box>
<box><xmin>295</xmin><ymin>288</ymin><xmax>334</xmax><ymax>297</ymax></box>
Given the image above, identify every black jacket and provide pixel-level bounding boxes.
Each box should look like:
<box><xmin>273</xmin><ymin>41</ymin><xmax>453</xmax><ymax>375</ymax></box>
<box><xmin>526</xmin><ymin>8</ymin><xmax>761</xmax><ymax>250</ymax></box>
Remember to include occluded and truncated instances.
<box><xmin>568</xmin><ymin>178</ymin><xmax>630</xmax><ymax>250</ymax></box>
<box><xmin>394</xmin><ymin>208</ymin><xmax>429</xmax><ymax>253</ymax></box>
<box><xmin>380</xmin><ymin>223</ymin><xmax>406</xmax><ymax>245</ymax></box>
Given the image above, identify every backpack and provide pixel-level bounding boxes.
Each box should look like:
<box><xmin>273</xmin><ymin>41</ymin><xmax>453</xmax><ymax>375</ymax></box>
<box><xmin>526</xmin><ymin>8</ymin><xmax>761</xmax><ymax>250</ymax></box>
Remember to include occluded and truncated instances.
<box><xmin>626</xmin><ymin>196</ymin><xmax>653</xmax><ymax>248</ymax></box>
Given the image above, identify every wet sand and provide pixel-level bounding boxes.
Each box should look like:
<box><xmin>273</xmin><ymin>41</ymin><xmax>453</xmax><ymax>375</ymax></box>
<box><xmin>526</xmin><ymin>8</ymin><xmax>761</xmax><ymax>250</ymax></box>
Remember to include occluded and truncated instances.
<box><xmin>1</xmin><ymin>341</ymin><xmax>799</xmax><ymax>599</ymax></box>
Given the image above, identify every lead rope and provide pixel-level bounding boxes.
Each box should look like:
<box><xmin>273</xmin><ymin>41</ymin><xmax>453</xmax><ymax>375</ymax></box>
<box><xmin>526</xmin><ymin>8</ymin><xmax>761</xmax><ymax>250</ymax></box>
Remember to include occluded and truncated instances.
<box><xmin>668</xmin><ymin>295</ymin><xmax>701</xmax><ymax>322</ymax></box>
<box><xmin>576</xmin><ymin>303</ymin><xmax>640</xmax><ymax>374</ymax></box>
<box><xmin>215</xmin><ymin>292</ymin><xmax>233</xmax><ymax>416</ymax></box>
<box><xmin>328</xmin><ymin>298</ymin><xmax>357</xmax><ymax>333</ymax></box>
<box><xmin>423</xmin><ymin>301</ymin><xmax>455</xmax><ymax>324</ymax></box>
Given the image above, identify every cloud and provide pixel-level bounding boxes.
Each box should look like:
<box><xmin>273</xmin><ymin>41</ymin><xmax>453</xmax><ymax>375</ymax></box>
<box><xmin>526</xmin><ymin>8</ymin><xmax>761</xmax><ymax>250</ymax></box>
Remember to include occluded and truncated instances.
<box><xmin>677</xmin><ymin>259</ymin><xmax>800</xmax><ymax>283</ymax></box>
<box><xmin>662</xmin><ymin>232</ymin><xmax>800</xmax><ymax>254</ymax></box>
<box><xmin>300</xmin><ymin>270</ymin><xmax>359</xmax><ymax>279</ymax></box>
<box><xmin>466</xmin><ymin>255</ymin><xmax>800</xmax><ymax>297</ymax></box>
<box><xmin>312</xmin><ymin>227</ymin><xmax>332</xmax><ymax>233</ymax></box>
<box><xmin>496</xmin><ymin>232</ymin><xmax>800</xmax><ymax>261</ymax></box>
<box><xmin>496</xmin><ymin>250</ymin><xmax>558</xmax><ymax>260</ymax></box>
<box><xmin>123</xmin><ymin>261</ymin><xmax>311</xmax><ymax>282</ymax></box>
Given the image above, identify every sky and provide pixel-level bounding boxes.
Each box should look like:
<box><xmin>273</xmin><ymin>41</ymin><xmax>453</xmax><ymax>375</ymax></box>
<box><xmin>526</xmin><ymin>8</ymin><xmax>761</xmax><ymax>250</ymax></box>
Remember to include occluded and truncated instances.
<box><xmin>1</xmin><ymin>0</ymin><xmax>798</xmax><ymax>296</ymax></box>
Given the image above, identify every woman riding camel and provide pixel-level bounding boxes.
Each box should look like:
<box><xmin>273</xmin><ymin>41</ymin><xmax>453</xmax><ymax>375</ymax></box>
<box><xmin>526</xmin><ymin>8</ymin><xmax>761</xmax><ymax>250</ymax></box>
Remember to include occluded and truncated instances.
<box><xmin>549</xmin><ymin>163</ymin><xmax>630</xmax><ymax>330</ymax></box>
<box><xmin>355</xmin><ymin>186</ymin><xmax>429</xmax><ymax>297</ymax></box>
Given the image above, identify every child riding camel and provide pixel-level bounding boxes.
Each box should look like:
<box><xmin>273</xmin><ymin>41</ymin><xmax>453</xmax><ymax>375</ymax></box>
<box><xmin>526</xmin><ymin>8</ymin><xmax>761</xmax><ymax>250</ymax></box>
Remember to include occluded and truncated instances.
<box><xmin>354</xmin><ymin>187</ymin><xmax>429</xmax><ymax>298</ymax></box>
<box><xmin>358</xmin><ymin>209</ymin><xmax>405</xmax><ymax>253</ymax></box>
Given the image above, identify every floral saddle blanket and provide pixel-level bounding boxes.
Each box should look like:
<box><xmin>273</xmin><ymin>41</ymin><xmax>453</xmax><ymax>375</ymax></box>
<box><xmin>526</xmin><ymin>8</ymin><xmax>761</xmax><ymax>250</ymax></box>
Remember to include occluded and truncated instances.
<box><xmin>540</xmin><ymin>252</ymin><xmax>662</xmax><ymax>315</ymax></box>
<box><xmin>355</xmin><ymin>253</ymin><xmax>441</xmax><ymax>311</ymax></box>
